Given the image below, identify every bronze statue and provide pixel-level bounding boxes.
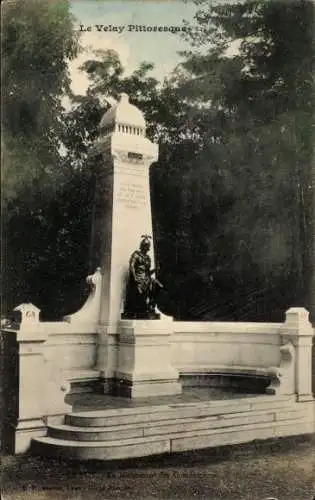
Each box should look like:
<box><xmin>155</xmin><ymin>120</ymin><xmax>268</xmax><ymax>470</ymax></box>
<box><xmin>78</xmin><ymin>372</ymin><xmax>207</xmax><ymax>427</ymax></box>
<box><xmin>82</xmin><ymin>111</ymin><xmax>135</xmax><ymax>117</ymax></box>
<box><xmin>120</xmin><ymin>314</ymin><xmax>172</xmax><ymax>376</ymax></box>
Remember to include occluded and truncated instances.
<box><xmin>122</xmin><ymin>235</ymin><xmax>163</xmax><ymax>319</ymax></box>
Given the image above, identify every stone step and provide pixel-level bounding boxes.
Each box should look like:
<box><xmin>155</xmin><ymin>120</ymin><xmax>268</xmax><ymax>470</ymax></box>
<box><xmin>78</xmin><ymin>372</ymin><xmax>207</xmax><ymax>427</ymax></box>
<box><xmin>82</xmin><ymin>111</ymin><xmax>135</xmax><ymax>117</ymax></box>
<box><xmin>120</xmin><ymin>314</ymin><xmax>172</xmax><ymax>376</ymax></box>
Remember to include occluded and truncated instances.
<box><xmin>72</xmin><ymin>394</ymin><xmax>295</xmax><ymax>418</ymax></box>
<box><xmin>32</xmin><ymin>414</ymin><xmax>312</xmax><ymax>461</ymax></box>
<box><xmin>32</xmin><ymin>435</ymin><xmax>170</xmax><ymax>461</ymax></box>
<box><xmin>65</xmin><ymin>395</ymin><xmax>296</xmax><ymax>427</ymax></box>
<box><xmin>49</xmin><ymin>406</ymin><xmax>306</xmax><ymax>442</ymax></box>
<box><xmin>48</xmin><ymin>423</ymin><xmax>143</xmax><ymax>441</ymax></box>
<box><xmin>170</xmin><ymin>417</ymin><xmax>314</xmax><ymax>454</ymax></box>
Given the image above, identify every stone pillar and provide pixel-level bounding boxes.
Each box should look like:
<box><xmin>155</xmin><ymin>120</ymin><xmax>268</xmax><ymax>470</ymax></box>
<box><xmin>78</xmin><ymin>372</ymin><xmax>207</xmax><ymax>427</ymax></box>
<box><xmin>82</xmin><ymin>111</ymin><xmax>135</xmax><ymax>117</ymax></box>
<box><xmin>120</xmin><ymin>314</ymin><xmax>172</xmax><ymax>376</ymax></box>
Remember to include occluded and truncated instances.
<box><xmin>91</xmin><ymin>94</ymin><xmax>181</xmax><ymax>396</ymax></box>
<box><xmin>97</xmin><ymin>148</ymin><xmax>157</xmax><ymax>329</ymax></box>
<box><xmin>5</xmin><ymin>304</ymin><xmax>71</xmax><ymax>453</ymax></box>
<box><xmin>14</xmin><ymin>328</ymin><xmax>48</xmax><ymax>452</ymax></box>
<box><xmin>280</xmin><ymin>307</ymin><xmax>314</xmax><ymax>401</ymax></box>
<box><xmin>93</xmin><ymin>135</ymin><xmax>158</xmax><ymax>384</ymax></box>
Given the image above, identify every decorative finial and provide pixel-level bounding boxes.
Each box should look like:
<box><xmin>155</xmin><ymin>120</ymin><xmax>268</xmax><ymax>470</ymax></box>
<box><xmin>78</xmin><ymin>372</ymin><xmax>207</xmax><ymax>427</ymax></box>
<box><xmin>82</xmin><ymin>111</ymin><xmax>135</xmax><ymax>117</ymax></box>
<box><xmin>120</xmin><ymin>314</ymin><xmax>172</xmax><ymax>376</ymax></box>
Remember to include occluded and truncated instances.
<box><xmin>13</xmin><ymin>303</ymin><xmax>41</xmax><ymax>327</ymax></box>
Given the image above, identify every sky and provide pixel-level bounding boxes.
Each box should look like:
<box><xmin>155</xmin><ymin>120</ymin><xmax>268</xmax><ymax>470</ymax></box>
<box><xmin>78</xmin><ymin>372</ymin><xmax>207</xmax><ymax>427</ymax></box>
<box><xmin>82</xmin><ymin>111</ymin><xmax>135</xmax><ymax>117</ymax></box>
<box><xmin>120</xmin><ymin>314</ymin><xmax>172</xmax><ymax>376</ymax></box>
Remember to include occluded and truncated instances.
<box><xmin>69</xmin><ymin>0</ymin><xmax>199</xmax><ymax>95</ymax></box>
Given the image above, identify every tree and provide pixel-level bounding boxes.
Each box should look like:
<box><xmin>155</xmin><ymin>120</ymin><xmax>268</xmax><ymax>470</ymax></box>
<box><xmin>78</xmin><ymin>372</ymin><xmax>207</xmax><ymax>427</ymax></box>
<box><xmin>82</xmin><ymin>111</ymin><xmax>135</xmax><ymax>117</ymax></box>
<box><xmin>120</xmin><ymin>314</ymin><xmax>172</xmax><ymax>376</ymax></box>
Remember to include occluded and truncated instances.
<box><xmin>2</xmin><ymin>0</ymin><xmax>79</xmax><ymax>198</ymax></box>
<box><xmin>2</xmin><ymin>0</ymin><xmax>79</xmax><ymax>316</ymax></box>
<box><xmin>65</xmin><ymin>0</ymin><xmax>315</xmax><ymax>321</ymax></box>
<box><xmin>160</xmin><ymin>0</ymin><xmax>315</xmax><ymax>320</ymax></box>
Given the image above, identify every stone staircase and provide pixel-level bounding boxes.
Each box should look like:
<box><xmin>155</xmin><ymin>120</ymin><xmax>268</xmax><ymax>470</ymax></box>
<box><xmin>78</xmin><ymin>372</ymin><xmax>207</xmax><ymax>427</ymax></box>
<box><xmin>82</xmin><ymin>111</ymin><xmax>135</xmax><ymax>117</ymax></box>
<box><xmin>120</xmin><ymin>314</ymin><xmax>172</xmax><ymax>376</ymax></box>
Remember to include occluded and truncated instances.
<box><xmin>31</xmin><ymin>394</ymin><xmax>314</xmax><ymax>461</ymax></box>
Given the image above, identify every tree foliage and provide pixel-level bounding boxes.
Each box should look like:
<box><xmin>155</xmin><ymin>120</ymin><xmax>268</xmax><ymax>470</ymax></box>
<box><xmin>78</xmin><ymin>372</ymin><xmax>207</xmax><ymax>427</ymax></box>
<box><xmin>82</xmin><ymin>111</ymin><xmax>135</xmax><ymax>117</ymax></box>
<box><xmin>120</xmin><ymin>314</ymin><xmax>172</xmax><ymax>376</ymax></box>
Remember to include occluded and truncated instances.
<box><xmin>2</xmin><ymin>0</ymin><xmax>78</xmax><ymax>200</ymax></box>
<box><xmin>2</xmin><ymin>0</ymin><xmax>80</xmax><ymax>317</ymax></box>
<box><xmin>153</xmin><ymin>0</ymin><xmax>314</xmax><ymax>320</ymax></box>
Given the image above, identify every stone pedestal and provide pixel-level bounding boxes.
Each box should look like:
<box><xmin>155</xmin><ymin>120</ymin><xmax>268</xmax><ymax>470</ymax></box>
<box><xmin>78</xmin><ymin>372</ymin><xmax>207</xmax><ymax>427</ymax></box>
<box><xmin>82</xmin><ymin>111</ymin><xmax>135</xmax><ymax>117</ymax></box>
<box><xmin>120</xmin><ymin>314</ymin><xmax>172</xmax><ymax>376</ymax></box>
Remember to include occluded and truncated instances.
<box><xmin>114</xmin><ymin>318</ymin><xmax>181</xmax><ymax>398</ymax></box>
<box><xmin>14</xmin><ymin>329</ymin><xmax>48</xmax><ymax>452</ymax></box>
<box><xmin>3</xmin><ymin>304</ymin><xmax>72</xmax><ymax>453</ymax></box>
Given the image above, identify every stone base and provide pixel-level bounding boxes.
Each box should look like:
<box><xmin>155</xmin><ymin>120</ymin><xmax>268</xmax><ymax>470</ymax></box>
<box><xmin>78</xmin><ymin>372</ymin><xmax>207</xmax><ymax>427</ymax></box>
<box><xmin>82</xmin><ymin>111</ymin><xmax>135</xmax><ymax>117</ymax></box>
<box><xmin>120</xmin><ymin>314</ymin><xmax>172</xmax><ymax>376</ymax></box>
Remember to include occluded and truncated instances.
<box><xmin>297</xmin><ymin>394</ymin><xmax>314</xmax><ymax>402</ymax></box>
<box><xmin>113</xmin><ymin>378</ymin><xmax>182</xmax><ymax>398</ymax></box>
<box><xmin>103</xmin><ymin>318</ymin><xmax>182</xmax><ymax>399</ymax></box>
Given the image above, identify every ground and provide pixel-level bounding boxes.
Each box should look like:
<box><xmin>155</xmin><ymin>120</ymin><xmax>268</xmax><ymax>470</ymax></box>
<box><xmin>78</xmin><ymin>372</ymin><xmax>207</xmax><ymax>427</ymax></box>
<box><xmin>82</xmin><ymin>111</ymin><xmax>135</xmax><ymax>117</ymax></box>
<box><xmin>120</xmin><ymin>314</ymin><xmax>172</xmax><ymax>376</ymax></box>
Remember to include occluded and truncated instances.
<box><xmin>1</xmin><ymin>435</ymin><xmax>314</xmax><ymax>500</ymax></box>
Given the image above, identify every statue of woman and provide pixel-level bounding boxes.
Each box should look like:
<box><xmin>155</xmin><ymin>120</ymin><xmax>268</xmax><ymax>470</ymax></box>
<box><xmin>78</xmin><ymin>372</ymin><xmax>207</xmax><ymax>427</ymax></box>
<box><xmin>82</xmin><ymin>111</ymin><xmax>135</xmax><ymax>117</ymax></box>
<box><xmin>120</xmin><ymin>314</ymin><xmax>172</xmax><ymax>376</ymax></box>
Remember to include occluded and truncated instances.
<box><xmin>123</xmin><ymin>236</ymin><xmax>163</xmax><ymax>319</ymax></box>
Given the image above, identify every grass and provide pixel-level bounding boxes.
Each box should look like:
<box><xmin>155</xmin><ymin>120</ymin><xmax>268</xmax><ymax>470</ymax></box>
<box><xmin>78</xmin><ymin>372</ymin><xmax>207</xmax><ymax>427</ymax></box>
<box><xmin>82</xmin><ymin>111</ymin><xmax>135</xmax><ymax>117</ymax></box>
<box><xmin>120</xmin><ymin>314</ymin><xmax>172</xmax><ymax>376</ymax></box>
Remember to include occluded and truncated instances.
<box><xmin>1</xmin><ymin>434</ymin><xmax>315</xmax><ymax>500</ymax></box>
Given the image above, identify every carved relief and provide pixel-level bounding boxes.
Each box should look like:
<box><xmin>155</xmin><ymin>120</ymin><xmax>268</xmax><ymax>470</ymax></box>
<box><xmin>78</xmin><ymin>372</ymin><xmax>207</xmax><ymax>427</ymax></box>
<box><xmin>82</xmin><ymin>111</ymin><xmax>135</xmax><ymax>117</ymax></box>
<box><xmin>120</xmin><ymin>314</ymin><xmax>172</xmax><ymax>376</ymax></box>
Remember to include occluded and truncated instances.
<box><xmin>64</xmin><ymin>267</ymin><xmax>103</xmax><ymax>324</ymax></box>
<box><xmin>44</xmin><ymin>356</ymin><xmax>71</xmax><ymax>416</ymax></box>
<box><xmin>266</xmin><ymin>341</ymin><xmax>295</xmax><ymax>395</ymax></box>
<box><xmin>112</xmin><ymin>149</ymin><xmax>157</xmax><ymax>165</ymax></box>
<box><xmin>112</xmin><ymin>150</ymin><xmax>145</xmax><ymax>164</ymax></box>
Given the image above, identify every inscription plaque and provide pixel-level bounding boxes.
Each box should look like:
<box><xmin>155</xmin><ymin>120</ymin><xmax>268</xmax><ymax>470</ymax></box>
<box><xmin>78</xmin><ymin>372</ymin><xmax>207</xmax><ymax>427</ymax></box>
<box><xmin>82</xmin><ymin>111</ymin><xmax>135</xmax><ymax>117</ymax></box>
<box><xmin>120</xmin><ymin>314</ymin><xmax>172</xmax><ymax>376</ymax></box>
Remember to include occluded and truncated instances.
<box><xmin>117</xmin><ymin>181</ymin><xmax>147</xmax><ymax>209</ymax></box>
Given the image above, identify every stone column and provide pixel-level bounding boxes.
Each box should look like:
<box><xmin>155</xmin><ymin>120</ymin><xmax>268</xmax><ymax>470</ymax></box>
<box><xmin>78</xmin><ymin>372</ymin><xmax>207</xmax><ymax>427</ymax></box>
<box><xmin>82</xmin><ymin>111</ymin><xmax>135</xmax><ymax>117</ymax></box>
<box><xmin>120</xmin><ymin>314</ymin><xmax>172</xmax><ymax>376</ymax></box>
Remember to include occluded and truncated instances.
<box><xmin>7</xmin><ymin>304</ymin><xmax>71</xmax><ymax>453</ymax></box>
<box><xmin>91</xmin><ymin>94</ymin><xmax>181</xmax><ymax>396</ymax></box>
<box><xmin>280</xmin><ymin>307</ymin><xmax>314</xmax><ymax>401</ymax></box>
<box><xmin>98</xmin><ymin>150</ymin><xmax>157</xmax><ymax>329</ymax></box>
<box><xmin>93</xmin><ymin>141</ymin><xmax>158</xmax><ymax>385</ymax></box>
<box><xmin>14</xmin><ymin>328</ymin><xmax>48</xmax><ymax>452</ymax></box>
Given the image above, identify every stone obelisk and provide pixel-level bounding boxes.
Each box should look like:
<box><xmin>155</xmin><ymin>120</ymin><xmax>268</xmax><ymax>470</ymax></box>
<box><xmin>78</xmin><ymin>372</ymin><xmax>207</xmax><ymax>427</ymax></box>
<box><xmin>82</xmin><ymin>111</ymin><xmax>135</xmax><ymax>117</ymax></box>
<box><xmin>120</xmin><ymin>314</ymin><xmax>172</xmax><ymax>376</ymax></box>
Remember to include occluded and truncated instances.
<box><xmin>92</xmin><ymin>93</ymin><xmax>181</xmax><ymax>397</ymax></box>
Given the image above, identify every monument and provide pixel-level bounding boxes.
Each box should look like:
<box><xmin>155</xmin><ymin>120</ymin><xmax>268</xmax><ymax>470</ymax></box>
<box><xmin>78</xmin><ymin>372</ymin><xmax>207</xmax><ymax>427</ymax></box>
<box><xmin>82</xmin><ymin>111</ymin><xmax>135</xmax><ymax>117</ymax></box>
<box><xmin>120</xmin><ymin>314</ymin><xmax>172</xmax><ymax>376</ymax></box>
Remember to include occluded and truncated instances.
<box><xmin>1</xmin><ymin>93</ymin><xmax>314</xmax><ymax>458</ymax></box>
<box><xmin>90</xmin><ymin>93</ymin><xmax>182</xmax><ymax>398</ymax></box>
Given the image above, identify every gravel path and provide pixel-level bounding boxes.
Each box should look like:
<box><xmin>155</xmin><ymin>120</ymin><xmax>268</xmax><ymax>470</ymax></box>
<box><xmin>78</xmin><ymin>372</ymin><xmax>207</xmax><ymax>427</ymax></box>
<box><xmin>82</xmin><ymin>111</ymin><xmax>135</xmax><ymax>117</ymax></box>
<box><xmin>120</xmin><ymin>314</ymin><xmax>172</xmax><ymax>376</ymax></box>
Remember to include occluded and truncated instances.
<box><xmin>1</xmin><ymin>435</ymin><xmax>314</xmax><ymax>500</ymax></box>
